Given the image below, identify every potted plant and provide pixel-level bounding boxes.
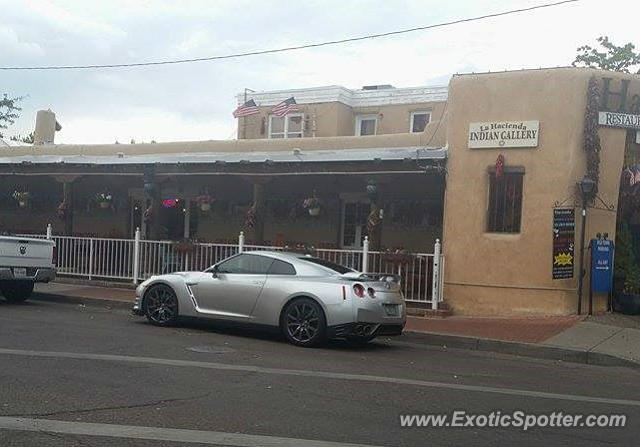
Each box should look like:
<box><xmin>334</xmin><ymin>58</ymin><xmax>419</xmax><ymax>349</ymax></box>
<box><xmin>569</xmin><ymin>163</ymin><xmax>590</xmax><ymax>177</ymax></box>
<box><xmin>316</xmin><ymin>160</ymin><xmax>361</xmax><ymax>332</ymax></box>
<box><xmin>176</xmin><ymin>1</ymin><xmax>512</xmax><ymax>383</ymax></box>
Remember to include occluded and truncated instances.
<box><xmin>96</xmin><ymin>193</ymin><xmax>113</xmax><ymax>209</ymax></box>
<box><xmin>13</xmin><ymin>191</ymin><xmax>30</xmax><ymax>208</ymax></box>
<box><xmin>303</xmin><ymin>195</ymin><xmax>321</xmax><ymax>216</ymax></box>
<box><xmin>196</xmin><ymin>194</ymin><xmax>214</xmax><ymax>212</ymax></box>
<box><xmin>616</xmin><ymin>264</ymin><xmax>640</xmax><ymax>315</ymax></box>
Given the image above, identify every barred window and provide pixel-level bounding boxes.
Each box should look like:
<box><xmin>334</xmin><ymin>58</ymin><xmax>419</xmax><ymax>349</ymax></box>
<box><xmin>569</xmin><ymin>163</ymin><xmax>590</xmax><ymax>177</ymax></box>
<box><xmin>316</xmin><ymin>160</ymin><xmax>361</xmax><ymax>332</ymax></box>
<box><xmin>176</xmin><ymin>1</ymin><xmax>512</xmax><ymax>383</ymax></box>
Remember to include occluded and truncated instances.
<box><xmin>487</xmin><ymin>171</ymin><xmax>523</xmax><ymax>233</ymax></box>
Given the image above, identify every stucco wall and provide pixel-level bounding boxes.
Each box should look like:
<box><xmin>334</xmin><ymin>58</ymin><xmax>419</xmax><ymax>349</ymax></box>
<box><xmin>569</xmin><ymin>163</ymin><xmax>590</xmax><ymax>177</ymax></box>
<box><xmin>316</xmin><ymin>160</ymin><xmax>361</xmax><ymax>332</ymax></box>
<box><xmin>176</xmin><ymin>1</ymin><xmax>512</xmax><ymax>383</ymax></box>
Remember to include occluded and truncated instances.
<box><xmin>238</xmin><ymin>100</ymin><xmax>447</xmax><ymax>140</ymax></box>
<box><xmin>443</xmin><ymin>68</ymin><xmax>635</xmax><ymax>316</ymax></box>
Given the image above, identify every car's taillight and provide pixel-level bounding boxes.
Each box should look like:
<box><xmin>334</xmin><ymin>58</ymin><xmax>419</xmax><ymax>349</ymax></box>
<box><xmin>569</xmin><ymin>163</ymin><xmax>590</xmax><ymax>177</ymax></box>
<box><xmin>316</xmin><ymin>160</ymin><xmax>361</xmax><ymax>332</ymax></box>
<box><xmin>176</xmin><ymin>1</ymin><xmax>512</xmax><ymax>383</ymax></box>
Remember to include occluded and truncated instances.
<box><xmin>353</xmin><ymin>283</ymin><xmax>365</xmax><ymax>298</ymax></box>
<box><xmin>367</xmin><ymin>287</ymin><xmax>376</xmax><ymax>299</ymax></box>
<box><xmin>52</xmin><ymin>246</ymin><xmax>58</xmax><ymax>267</ymax></box>
<box><xmin>342</xmin><ymin>285</ymin><xmax>346</xmax><ymax>300</ymax></box>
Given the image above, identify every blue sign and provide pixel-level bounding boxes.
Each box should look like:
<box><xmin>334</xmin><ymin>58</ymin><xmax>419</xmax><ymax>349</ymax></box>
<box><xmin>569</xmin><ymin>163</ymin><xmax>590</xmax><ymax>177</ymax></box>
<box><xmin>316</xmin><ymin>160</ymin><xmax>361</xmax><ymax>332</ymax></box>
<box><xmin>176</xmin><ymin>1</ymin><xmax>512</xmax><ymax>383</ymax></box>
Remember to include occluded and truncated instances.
<box><xmin>590</xmin><ymin>239</ymin><xmax>614</xmax><ymax>293</ymax></box>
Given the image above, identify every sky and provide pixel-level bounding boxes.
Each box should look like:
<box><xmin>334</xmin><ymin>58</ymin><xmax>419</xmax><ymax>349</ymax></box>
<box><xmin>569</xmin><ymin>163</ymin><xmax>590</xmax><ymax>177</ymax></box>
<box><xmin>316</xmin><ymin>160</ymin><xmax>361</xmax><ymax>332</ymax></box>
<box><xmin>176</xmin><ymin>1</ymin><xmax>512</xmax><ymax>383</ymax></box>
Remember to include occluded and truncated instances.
<box><xmin>1</xmin><ymin>0</ymin><xmax>638</xmax><ymax>144</ymax></box>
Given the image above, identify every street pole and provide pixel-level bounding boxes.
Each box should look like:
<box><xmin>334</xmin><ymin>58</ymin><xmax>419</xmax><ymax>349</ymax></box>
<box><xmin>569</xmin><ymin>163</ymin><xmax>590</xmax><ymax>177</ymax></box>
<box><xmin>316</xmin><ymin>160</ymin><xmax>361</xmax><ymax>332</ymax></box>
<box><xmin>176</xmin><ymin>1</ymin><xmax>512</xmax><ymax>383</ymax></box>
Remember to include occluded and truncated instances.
<box><xmin>577</xmin><ymin>197</ymin><xmax>587</xmax><ymax>315</ymax></box>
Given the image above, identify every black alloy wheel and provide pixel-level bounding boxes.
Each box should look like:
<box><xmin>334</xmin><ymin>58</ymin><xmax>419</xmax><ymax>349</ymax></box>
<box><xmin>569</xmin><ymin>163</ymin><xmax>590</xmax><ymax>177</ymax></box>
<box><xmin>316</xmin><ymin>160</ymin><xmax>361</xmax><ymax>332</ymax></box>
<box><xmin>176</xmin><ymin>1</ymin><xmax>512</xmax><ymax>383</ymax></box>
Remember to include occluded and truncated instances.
<box><xmin>143</xmin><ymin>284</ymin><xmax>179</xmax><ymax>326</ymax></box>
<box><xmin>282</xmin><ymin>298</ymin><xmax>327</xmax><ymax>347</ymax></box>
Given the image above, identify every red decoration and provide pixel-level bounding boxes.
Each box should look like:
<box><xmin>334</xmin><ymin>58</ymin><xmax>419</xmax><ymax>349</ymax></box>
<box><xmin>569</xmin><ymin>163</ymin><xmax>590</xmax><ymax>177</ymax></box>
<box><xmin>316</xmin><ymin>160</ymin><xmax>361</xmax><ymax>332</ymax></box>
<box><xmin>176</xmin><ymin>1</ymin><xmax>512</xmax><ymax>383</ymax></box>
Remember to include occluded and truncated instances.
<box><xmin>495</xmin><ymin>154</ymin><xmax>505</xmax><ymax>179</ymax></box>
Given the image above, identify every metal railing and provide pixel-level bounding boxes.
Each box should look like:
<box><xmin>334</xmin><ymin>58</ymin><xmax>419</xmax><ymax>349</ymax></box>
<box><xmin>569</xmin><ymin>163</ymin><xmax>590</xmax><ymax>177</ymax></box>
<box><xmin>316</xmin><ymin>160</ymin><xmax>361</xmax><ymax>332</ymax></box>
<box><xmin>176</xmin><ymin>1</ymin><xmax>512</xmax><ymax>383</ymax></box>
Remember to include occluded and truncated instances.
<box><xmin>18</xmin><ymin>226</ymin><xmax>444</xmax><ymax>307</ymax></box>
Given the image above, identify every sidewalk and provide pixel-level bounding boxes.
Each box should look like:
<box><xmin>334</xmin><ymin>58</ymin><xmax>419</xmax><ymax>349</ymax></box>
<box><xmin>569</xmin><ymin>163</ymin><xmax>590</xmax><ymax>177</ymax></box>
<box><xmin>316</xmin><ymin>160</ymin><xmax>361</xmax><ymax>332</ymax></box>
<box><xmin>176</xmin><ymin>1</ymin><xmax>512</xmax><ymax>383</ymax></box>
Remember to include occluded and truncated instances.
<box><xmin>30</xmin><ymin>281</ymin><xmax>640</xmax><ymax>369</ymax></box>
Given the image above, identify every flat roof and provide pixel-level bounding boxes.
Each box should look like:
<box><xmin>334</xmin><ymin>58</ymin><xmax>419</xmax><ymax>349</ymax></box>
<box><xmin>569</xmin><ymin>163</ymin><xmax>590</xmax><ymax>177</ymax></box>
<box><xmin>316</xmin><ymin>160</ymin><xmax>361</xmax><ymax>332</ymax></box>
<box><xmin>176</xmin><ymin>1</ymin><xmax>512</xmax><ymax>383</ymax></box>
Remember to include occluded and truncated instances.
<box><xmin>238</xmin><ymin>84</ymin><xmax>448</xmax><ymax>107</ymax></box>
<box><xmin>0</xmin><ymin>146</ymin><xmax>446</xmax><ymax>166</ymax></box>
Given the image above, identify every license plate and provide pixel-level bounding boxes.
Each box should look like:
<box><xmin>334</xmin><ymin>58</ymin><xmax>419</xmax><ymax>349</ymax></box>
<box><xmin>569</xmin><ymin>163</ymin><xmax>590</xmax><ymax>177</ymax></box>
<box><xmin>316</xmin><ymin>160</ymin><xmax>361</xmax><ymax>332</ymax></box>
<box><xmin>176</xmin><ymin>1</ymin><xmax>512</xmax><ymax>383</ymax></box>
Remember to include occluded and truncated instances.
<box><xmin>13</xmin><ymin>267</ymin><xmax>27</xmax><ymax>278</ymax></box>
<box><xmin>383</xmin><ymin>304</ymin><xmax>401</xmax><ymax>317</ymax></box>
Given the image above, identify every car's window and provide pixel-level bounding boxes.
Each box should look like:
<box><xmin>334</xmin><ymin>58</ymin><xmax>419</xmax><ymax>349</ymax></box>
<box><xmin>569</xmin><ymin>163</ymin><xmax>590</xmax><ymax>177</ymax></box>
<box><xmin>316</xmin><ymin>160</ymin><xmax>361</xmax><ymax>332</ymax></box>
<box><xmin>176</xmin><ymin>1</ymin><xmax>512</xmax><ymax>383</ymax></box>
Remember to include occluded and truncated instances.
<box><xmin>216</xmin><ymin>254</ymin><xmax>274</xmax><ymax>274</ymax></box>
<box><xmin>298</xmin><ymin>257</ymin><xmax>353</xmax><ymax>274</ymax></box>
<box><xmin>267</xmin><ymin>259</ymin><xmax>296</xmax><ymax>275</ymax></box>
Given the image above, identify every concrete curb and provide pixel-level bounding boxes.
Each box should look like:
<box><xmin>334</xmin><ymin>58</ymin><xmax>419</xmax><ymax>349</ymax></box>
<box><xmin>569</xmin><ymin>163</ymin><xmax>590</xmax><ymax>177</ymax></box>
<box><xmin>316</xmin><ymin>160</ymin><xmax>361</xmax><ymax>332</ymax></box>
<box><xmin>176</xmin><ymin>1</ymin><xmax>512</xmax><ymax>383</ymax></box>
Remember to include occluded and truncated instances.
<box><xmin>28</xmin><ymin>291</ymin><xmax>639</xmax><ymax>370</ymax></box>
<box><xmin>402</xmin><ymin>330</ymin><xmax>640</xmax><ymax>370</ymax></box>
<box><xmin>31</xmin><ymin>292</ymin><xmax>133</xmax><ymax>311</ymax></box>
<box><xmin>53</xmin><ymin>277</ymin><xmax>136</xmax><ymax>290</ymax></box>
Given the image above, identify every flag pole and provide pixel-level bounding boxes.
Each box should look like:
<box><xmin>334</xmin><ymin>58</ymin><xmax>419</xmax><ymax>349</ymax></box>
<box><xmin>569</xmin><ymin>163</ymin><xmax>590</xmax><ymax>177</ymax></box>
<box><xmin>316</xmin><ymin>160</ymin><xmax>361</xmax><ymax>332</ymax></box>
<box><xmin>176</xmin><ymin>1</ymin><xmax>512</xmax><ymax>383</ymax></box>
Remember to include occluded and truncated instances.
<box><xmin>243</xmin><ymin>88</ymin><xmax>248</xmax><ymax>139</ymax></box>
<box><xmin>242</xmin><ymin>88</ymin><xmax>255</xmax><ymax>139</ymax></box>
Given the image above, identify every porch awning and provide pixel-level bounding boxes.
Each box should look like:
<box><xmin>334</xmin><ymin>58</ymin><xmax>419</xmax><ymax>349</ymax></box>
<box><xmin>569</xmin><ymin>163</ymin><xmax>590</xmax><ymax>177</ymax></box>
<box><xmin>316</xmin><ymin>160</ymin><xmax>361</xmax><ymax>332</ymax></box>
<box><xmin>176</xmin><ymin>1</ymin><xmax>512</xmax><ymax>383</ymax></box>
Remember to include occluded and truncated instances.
<box><xmin>0</xmin><ymin>146</ymin><xmax>445</xmax><ymax>166</ymax></box>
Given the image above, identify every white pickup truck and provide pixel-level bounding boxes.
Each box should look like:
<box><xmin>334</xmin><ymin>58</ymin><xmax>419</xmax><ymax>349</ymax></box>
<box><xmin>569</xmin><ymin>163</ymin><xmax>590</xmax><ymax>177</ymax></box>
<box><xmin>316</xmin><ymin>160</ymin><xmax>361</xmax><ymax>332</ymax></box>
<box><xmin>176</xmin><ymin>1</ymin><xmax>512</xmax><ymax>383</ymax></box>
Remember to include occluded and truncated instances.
<box><xmin>0</xmin><ymin>236</ymin><xmax>56</xmax><ymax>303</ymax></box>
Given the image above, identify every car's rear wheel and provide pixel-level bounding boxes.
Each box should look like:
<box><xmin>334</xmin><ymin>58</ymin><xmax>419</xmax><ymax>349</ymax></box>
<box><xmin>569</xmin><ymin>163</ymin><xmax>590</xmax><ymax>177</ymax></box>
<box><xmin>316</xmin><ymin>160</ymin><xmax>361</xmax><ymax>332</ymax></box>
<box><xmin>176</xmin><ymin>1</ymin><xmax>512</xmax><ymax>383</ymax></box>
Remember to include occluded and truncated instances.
<box><xmin>143</xmin><ymin>284</ymin><xmax>179</xmax><ymax>326</ymax></box>
<box><xmin>282</xmin><ymin>298</ymin><xmax>327</xmax><ymax>347</ymax></box>
<box><xmin>1</xmin><ymin>280</ymin><xmax>34</xmax><ymax>303</ymax></box>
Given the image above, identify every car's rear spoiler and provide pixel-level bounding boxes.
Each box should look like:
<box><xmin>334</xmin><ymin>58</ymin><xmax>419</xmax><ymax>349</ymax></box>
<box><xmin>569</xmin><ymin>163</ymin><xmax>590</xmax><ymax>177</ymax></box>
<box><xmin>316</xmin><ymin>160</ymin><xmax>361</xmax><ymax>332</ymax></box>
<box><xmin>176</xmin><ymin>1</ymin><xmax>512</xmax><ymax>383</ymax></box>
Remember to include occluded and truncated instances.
<box><xmin>341</xmin><ymin>272</ymin><xmax>401</xmax><ymax>283</ymax></box>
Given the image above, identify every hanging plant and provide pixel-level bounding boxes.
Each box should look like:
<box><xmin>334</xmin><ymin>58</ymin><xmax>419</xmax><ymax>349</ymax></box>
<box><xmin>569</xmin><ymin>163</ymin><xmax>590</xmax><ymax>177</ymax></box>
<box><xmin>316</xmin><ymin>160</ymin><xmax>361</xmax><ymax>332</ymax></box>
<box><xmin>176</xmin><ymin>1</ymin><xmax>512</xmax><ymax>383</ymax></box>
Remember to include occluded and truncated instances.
<box><xmin>13</xmin><ymin>191</ymin><xmax>30</xmax><ymax>208</ymax></box>
<box><xmin>583</xmin><ymin>76</ymin><xmax>602</xmax><ymax>194</ymax></box>
<box><xmin>302</xmin><ymin>193</ymin><xmax>321</xmax><ymax>216</ymax></box>
<box><xmin>196</xmin><ymin>194</ymin><xmax>215</xmax><ymax>212</ymax></box>
<box><xmin>96</xmin><ymin>192</ymin><xmax>113</xmax><ymax>209</ymax></box>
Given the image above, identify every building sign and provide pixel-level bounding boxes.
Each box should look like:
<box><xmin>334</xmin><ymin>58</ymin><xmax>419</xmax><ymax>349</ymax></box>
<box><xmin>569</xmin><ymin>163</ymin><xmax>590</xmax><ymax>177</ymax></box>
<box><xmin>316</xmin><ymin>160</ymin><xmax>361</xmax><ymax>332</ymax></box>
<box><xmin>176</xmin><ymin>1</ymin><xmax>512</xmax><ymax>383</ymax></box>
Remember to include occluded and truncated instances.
<box><xmin>468</xmin><ymin>121</ymin><xmax>539</xmax><ymax>149</ymax></box>
<box><xmin>590</xmin><ymin>239</ymin><xmax>614</xmax><ymax>294</ymax></box>
<box><xmin>598</xmin><ymin>111</ymin><xmax>640</xmax><ymax>129</ymax></box>
<box><xmin>552</xmin><ymin>208</ymin><xmax>575</xmax><ymax>280</ymax></box>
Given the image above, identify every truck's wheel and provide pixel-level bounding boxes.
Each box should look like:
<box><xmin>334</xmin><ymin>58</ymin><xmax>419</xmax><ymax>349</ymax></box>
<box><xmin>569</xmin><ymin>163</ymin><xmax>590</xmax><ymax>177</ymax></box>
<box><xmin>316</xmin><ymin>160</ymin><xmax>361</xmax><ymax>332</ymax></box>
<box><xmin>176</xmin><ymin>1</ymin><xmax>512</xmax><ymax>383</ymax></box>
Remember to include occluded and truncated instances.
<box><xmin>1</xmin><ymin>281</ymin><xmax>34</xmax><ymax>303</ymax></box>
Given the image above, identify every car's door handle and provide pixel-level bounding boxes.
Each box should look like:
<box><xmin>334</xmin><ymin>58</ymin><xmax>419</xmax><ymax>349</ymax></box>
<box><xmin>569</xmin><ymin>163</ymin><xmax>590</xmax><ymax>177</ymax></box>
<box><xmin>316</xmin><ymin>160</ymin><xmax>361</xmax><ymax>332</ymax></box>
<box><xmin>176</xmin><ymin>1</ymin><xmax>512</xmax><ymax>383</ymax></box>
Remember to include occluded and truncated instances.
<box><xmin>252</xmin><ymin>281</ymin><xmax>264</xmax><ymax>285</ymax></box>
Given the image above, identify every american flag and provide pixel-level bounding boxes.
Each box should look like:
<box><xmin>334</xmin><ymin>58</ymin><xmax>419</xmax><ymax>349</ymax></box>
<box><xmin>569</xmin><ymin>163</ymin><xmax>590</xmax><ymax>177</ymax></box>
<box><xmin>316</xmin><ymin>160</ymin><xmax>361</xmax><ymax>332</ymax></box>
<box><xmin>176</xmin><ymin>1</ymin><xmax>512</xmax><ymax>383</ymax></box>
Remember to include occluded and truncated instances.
<box><xmin>233</xmin><ymin>99</ymin><xmax>259</xmax><ymax>118</ymax></box>
<box><xmin>271</xmin><ymin>97</ymin><xmax>300</xmax><ymax>117</ymax></box>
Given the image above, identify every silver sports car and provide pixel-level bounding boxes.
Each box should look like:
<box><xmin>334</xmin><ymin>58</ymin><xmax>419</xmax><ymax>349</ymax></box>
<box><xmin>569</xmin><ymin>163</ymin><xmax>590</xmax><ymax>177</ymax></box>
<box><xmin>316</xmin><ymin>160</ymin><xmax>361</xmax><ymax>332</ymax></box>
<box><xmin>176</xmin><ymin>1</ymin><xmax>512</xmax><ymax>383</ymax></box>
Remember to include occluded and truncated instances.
<box><xmin>133</xmin><ymin>251</ymin><xmax>406</xmax><ymax>346</ymax></box>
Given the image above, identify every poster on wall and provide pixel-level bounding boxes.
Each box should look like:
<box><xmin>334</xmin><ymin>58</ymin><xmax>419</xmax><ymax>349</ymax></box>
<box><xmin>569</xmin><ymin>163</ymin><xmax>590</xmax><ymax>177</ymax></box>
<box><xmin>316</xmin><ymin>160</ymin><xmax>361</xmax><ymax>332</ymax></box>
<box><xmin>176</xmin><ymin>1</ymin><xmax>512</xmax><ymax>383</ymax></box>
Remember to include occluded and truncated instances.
<box><xmin>552</xmin><ymin>208</ymin><xmax>575</xmax><ymax>280</ymax></box>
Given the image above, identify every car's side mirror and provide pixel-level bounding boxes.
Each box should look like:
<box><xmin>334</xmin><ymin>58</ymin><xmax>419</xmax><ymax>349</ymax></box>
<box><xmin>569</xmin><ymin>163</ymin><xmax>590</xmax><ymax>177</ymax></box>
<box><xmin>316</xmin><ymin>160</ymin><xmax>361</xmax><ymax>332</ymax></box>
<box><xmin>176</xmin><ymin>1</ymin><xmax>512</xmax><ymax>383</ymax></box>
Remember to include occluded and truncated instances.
<box><xmin>211</xmin><ymin>265</ymin><xmax>219</xmax><ymax>278</ymax></box>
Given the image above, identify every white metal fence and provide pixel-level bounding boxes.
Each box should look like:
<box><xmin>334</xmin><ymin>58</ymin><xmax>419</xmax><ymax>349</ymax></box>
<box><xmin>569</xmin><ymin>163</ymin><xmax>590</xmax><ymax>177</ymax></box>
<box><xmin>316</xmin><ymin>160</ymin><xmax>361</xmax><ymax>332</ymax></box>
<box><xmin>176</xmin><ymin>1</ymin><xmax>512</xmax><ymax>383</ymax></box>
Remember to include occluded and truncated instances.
<box><xmin>17</xmin><ymin>225</ymin><xmax>444</xmax><ymax>307</ymax></box>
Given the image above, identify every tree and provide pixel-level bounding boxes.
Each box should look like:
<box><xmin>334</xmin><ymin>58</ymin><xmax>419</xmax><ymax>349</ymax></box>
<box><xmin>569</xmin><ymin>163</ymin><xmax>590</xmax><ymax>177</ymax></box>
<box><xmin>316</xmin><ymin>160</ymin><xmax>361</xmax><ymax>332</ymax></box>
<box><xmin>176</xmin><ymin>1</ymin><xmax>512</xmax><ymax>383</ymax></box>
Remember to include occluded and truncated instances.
<box><xmin>573</xmin><ymin>36</ymin><xmax>640</xmax><ymax>73</ymax></box>
<box><xmin>10</xmin><ymin>132</ymin><xmax>35</xmax><ymax>144</ymax></box>
<box><xmin>0</xmin><ymin>94</ymin><xmax>23</xmax><ymax>139</ymax></box>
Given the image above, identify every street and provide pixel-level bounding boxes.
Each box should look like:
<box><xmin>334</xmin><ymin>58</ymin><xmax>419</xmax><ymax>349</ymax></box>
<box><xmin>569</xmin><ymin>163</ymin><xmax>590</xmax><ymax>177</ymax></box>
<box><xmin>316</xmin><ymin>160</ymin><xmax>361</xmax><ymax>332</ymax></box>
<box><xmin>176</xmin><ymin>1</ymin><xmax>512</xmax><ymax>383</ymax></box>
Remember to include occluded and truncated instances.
<box><xmin>0</xmin><ymin>297</ymin><xmax>638</xmax><ymax>446</ymax></box>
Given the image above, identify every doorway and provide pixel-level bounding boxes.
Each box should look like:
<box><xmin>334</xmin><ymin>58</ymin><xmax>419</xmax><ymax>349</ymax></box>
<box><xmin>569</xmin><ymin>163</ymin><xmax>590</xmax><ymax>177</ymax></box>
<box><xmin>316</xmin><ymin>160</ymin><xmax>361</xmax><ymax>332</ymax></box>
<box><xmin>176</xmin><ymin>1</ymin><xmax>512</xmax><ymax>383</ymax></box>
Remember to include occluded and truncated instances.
<box><xmin>613</xmin><ymin>129</ymin><xmax>640</xmax><ymax>312</ymax></box>
<box><xmin>340</xmin><ymin>199</ymin><xmax>370</xmax><ymax>249</ymax></box>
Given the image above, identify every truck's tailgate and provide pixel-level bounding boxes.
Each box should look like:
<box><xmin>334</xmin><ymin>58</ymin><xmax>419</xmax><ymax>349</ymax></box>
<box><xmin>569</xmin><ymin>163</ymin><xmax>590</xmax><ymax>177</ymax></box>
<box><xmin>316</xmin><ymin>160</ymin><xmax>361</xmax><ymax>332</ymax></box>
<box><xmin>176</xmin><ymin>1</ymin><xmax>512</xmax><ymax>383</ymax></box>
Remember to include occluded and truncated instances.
<box><xmin>0</xmin><ymin>236</ymin><xmax>55</xmax><ymax>268</ymax></box>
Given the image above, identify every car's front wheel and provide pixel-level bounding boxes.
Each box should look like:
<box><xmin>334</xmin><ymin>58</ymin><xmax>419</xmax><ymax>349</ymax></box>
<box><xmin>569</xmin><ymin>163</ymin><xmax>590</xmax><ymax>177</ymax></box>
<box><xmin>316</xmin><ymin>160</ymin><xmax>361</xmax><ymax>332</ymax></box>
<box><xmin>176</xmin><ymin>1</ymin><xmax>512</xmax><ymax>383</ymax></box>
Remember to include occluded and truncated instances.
<box><xmin>282</xmin><ymin>298</ymin><xmax>327</xmax><ymax>347</ymax></box>
<box><xmin>0</xmin><ymin>280</ymin><xmax>34</xmax><ymax>303</ymax></box>
<box><xmin>143</xmin><ymin>284</ymin><xmax>179</xmax><ymax>326</ymax></box>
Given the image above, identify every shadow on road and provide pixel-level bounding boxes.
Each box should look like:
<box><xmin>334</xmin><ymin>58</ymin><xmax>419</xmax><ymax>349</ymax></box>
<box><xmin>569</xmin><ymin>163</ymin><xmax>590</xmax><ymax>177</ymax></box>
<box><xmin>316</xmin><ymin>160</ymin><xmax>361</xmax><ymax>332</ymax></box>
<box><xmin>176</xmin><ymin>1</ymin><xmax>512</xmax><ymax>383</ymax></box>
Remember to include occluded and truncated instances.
<box><xmin>133</xmin><ymin>316</ymin><xmax>400</xmax><ymax>352</ymax></box>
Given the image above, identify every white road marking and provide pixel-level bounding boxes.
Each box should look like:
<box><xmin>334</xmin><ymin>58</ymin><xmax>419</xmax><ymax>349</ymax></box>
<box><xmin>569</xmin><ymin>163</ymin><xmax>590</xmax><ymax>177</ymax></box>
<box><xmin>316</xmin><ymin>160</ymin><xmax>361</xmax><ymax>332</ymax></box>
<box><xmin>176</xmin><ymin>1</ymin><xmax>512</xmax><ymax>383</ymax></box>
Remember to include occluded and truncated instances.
<box><xmin>1</xmin><ymin>347</ymin><xmax>639</xmax><ymax>407</ymax></box>
<box><xmin>0</xmin><ymin>417</ymin><xmax>379</xmax><ymax>446</ymax></box>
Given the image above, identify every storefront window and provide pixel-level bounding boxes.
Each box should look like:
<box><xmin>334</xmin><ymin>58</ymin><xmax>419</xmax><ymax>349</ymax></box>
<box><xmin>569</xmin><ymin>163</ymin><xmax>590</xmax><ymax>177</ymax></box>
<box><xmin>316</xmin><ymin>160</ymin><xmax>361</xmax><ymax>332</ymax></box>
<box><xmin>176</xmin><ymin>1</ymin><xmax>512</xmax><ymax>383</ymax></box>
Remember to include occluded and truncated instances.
<box><xmin>487</xmin><ymin>172</ymin><xmax>523</xmax><ymax>233</ymax></box>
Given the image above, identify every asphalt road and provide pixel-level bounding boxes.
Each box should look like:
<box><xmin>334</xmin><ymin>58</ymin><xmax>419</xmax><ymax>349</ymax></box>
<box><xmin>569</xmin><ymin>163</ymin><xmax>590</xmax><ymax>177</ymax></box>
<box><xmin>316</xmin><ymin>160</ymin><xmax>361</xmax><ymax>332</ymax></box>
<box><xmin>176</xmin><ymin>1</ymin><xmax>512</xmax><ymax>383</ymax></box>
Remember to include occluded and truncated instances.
<box><xmin>0</xmin><ymin>297</ymin><xmax>639</xmax><ymax>446</ymax></box>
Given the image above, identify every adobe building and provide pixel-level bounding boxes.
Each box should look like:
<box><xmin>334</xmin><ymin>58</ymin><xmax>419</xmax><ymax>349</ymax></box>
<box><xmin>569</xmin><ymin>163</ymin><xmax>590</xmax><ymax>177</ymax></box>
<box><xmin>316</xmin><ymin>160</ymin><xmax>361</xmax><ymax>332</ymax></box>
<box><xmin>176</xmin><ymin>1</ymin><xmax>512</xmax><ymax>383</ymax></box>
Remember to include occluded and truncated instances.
<box><xmin>1</xmin><ymin>67</ymin><xmax>638</xmax><ymax>316</ymax></box>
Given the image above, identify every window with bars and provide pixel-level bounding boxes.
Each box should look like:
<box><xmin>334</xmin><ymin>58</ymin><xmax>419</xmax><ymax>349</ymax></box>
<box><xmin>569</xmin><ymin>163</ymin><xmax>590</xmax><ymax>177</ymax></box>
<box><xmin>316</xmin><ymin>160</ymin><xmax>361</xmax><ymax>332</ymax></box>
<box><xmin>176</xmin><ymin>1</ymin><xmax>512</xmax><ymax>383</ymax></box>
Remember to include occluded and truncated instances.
<box><xmin>487</xmin><ymin>171</ymin><xmax>523</xmax><ymax>233</ymax></box>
